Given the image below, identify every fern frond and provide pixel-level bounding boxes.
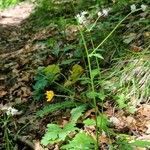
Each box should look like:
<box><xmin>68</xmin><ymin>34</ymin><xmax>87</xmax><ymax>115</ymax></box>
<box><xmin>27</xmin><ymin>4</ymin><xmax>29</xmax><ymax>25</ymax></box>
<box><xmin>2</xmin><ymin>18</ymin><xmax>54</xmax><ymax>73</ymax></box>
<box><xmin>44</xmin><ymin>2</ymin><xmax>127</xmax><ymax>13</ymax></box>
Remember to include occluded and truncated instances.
<box><xmin>37</xmin><ymin>101</ymin><xmax>80</xmax><ymax>117</ymax></box>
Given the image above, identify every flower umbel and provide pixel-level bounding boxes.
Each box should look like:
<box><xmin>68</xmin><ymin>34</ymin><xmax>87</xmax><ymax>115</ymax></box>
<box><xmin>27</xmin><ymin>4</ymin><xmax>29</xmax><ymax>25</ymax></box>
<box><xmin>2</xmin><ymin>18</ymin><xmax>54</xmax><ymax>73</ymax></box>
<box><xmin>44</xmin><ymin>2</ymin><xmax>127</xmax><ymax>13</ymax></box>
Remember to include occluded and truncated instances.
<box><xmin>46</xmin><ymin>90</ymin><xmax>55</xmax><ymax>102</ymax></box>
<box><xmin>75</xmin><ymin>11</ymin><xmax>88</xmax><ymax>25</ymax></box>
<box><xmin>130</xmin><ymin>4</ymin><xmax>136</xmax><ymax>12</ymax></box>
<box><xmin>141</xmin><ymin>4</ymin><xmax>147</xmax><ymax>11</ymax></box>
<box><xmin>0</xmin><ymin>105</ymin><xmax>22</xmax><ymax>116</ymax></box>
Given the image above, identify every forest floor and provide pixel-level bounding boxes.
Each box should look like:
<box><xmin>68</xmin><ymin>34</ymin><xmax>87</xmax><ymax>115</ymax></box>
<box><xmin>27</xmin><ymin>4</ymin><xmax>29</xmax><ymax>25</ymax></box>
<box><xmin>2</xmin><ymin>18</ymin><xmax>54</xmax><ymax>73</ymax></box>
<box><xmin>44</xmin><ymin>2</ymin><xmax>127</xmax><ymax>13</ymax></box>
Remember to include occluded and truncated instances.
<box><xmin>0</xmin><ymin>1</ymin><xmax>150</xmax><ymax>150</ymax></box>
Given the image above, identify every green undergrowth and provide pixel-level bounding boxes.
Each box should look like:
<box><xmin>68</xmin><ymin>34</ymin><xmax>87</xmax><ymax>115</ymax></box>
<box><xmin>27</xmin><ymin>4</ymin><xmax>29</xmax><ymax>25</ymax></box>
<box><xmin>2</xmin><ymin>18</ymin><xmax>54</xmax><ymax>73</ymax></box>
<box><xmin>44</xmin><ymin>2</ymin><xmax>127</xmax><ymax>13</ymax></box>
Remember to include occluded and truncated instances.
<box><xmin>30</xmin><ymin>0</ymin><xmax>150</xmax><ymax>149</ymax></box>
<box><xmin>0</xmin><ymin>0</ymin><xmax>21</xmax><ymax>9</ymax></box>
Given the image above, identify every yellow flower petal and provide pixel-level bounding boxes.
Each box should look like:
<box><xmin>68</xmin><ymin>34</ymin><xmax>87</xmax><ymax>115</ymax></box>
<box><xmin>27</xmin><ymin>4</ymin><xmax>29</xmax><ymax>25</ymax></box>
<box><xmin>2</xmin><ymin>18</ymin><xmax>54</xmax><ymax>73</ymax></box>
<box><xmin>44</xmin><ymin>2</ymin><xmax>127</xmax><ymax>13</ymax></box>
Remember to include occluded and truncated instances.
<box><xmin>46</xmin><ymin>90</ymin><xmax>54</xmax><ymax>102</ymax></box>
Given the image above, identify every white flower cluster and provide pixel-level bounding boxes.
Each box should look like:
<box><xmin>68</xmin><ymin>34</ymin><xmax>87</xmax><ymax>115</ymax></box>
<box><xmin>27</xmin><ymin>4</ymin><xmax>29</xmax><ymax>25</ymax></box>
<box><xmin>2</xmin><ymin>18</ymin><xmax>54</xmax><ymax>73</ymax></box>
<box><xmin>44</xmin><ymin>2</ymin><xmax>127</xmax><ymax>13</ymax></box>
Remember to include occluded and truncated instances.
<box><xmin>75</xmin><ymin>11</ymin><xmax>88</xmax><ymax>25</ymax></box>
<box><xmin>0</xmin><ymin>105</ymin><xmax>22</xmax><ymax>116</ymax></box>
<box><xmin>75</xmin><ymin>8</ymin><xmax>111</xmax><ymax>26</ymax></box>
<box><xmin>97</xmin><ymin>8</ymin><xmax>111</xmax><ymax>17</ymax></box>
<box><xmin>131</xmin><ymin>4</ymin><xmax>147</xmax><ymax>12</ymax></box>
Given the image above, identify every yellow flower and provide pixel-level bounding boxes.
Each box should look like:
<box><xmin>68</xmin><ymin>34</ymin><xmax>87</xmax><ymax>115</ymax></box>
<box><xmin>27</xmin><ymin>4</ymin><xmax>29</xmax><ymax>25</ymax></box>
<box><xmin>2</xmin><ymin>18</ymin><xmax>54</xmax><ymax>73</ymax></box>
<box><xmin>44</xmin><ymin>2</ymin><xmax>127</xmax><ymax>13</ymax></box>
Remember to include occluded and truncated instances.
<box><xmin>46</xmin><ymin>90</ymin><xmax>55</xmax><ymax>102</ymax></box>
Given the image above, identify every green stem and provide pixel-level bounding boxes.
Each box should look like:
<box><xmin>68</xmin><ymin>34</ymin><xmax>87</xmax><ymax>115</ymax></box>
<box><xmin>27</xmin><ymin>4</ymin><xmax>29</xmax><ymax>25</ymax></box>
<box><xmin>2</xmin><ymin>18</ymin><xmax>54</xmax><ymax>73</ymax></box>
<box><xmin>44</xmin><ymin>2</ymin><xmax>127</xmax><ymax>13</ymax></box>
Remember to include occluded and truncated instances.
<box><xmin>87</xmin><ymin>15</ymin><xmax>101</xmax><ymax>32</ymax></box>
<box><xmin>91</xmin><ymin>8</ymin><xmax>142</xmax><ymax>55</ymax></box>
<box><xmin>79</xmin><ymin>28</ymin><xmax>99</xmax><ymax>149</ymax></box>
<box><xmin>55</xmin><ymin>94</ymin><xmax>81</xmax><ymax>102</ymax></box>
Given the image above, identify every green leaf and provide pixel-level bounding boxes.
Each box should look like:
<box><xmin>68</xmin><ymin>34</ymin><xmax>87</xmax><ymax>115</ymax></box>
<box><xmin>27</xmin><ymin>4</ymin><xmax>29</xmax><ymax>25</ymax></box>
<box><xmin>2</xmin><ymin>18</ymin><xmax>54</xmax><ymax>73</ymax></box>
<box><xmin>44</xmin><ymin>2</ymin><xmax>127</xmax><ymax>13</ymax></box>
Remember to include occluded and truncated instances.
<box><xmin>123</xmin><ymin>33</ymin><xmax>136</xmax><ymax>44</ymax></box>
<box><xmin>89</xmin><ymin>53</ymin><xmax>104</xmax><ymax>59</ymax></box>
<box><xmin>64</xmin><ymin>64</ymin><xmax>84</xmax><ymax>87</ymax></box>
<box><xmin>61</xmin><ymin>131</ymin><xmax>96</xmax><ymax>150</ymax></box>
<box><xmin>131</xmin><ymin>140</ymin><xmax>150</xmax><ymax>148</ymax></box>
<box><xmin>83</xmin><ymin>118</ymin><xmax>95</xmax><ymax>126</ymax></box>
<box><xmin>70</xmin><ymin>104</ymin><xmax>87</xmax><ymax>123</ymax></box>
<box><xmin>97</xmin><ymin>115</ymin><xmax>109</xmax><ymax>131</ymax></box>
<box><xmin>41</xmin><ymin>122</ymin><xmax>77</xmax><ymax>146</ymax></box>
<box><xmin>86</xmin><ymin>91</ymin><xmax>98</xmax><ymax>99</ymax></box>
<box><xmin>91</xmin><ymin>69</ymin><xmax>100</xmax><ymax>79</ymax></box>
<box><xmin>84</xmin><ymin>115</ymin><xmax>109</xmax><ymax>132</ymax></box>
<box><xmin>116</xmin><ymin>93</ymin><xmax>127</xmax><ymax>109</ymax></box>
<box><xmin>37</xmin><ymin>101</ymin><xmax>79</xmax><ymax>117</ymax></box>
<box><xmin>97</xmin><ymin>90</ymin><xmax>106</xmax><ymax>101</ymax></box>
<box><xmin>41</xmin><ymin>124</ymin><xmax>62</xmax><ymax>145</ymax></box>
<box><xmin>86</xmin><ymin>91</ymin><xmax>105</xmax><ymax>101</ymax></box>
<box><xmin>43</xmin><ymin>64</ymin><xmax>60</xmax><ymax>76</ymax></box>
<box><xmin>60</xmin><ymin>59</ymin><xmax>77</xmax><ymax>65</ymax></box>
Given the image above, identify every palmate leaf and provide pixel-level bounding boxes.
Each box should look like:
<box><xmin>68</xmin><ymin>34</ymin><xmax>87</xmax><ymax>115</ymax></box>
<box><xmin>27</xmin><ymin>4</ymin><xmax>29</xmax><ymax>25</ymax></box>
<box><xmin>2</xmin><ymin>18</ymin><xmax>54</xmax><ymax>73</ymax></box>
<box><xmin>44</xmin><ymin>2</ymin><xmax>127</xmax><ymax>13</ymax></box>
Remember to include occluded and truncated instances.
<box><xmin>41</xmin><ymin>122</ymin><xmax>78</xmax><ymax>146</ymax></box>
<box><xmin>61</xmin><ymin>131</ymin><xmax>96</xmax><ymax>150</ymax></box>
<box><xmin>41</xmin><ymin>105</ymin><xmax>87</xmax><ymax>146</ymax></box>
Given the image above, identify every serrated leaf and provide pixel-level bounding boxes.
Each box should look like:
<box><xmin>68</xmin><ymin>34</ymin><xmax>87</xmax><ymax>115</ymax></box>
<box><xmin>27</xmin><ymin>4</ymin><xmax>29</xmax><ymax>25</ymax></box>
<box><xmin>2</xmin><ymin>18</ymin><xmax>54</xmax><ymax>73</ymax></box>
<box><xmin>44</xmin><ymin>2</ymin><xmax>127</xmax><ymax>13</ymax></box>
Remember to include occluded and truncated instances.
<box><xmin>41</xmin><ymin>122</ymin><xmax>77</xmax><ymax>146</ymax></box>
<box><xmin>116</xmin><ymin>94</ymin><xmax>127</xmax><ymax>109</ymax></box>
<box><xmin>86</xmin><ymin>91</ymin><xmax>98</xmax><ymax>99</ymax></box>
<box><xmin>61</xmin><ymin>131</ymin><xmax>96</xmax><ymax>150</ymax></box>
<box><xmin>43</xmin><ymin>64</ymin><xmax>60</xmax><ymax>76</ymax></box>
<box><xmin>41</xmin><ymin>124</ymin><xmax>62</xmax><ymax>145</ymax></box>
<box><xmin>70</xmin><ymin>105</ymin><xmax>87</xmax><ymax>123</ymax></box>
<box><xmin>64</xmin><ymin>64</ymin><xmax>84</xmax><ymax>87</ymax></box>
<box><xmin>91</xmin><ymin>69</ymin><xmax>100</xmax><ymax>79</ymax></box>
<box><xmin>83</xmin><ymin>118</ymin><xmax>95</xmax><ymax>126</ymax></box>
<box><xmin>97</xmin><ymin>115</ymin><xmax>109</xmax><ymax>131</ymax></box>
<box><xmin>86</xmin><ymin>91</ymin><xmax>105</xmax><ymax>101</ymax></box>
<box><xmin>84</xmin><ymin>115</ymin><xmax>109</xmax><ymax>132</ymax></box>
<box><xmin>37</xmin><ymin>101</ymin><xmax>79</xmax><ymax>117</ymax></box>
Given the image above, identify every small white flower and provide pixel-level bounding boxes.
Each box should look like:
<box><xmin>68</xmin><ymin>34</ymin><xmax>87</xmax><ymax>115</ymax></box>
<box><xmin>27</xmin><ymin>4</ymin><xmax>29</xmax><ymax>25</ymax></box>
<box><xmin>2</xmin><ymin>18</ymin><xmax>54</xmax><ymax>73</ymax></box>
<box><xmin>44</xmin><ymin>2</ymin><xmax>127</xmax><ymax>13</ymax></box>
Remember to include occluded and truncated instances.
<box><xmin>102</xmin><ymin>8</ymin><xmax>111</xmax><ymax>17</ymax></box>
<box><xmin>0</xmin><ymin>105</ymin><xmax>22</xmax><ymax>116</ymax></box>
<box><xmin>102</xmin><ymin>9</ymin><xmax>109</xmax><ymax>16</ymax></box>
<box><xmin>98</xmin><ymin>11</ymin><xmax>102</xmax><ymax>17</ymax></box>
<box><xmin>6</xmin><ymin>107</ymin><xmax>20</xmax><ymax>116</ymax></box>
<box><xmin>130</xmin><ymin>4</ymin><xmax>136</xmax><ymax>12</ymax></box>
<box><xmin>75</xmin><ymin>11</ymin><xmax>88</xmax><ymax>25</ymax></box>
<box><xmin>141</xmin><ymin>4</ymin><xmax>147</xmax><ymax>11</ymax></box>
<box><xmin>81</xmin><ymin>11</ymin><xmax>88</xmax><ymax>16</ymax></box>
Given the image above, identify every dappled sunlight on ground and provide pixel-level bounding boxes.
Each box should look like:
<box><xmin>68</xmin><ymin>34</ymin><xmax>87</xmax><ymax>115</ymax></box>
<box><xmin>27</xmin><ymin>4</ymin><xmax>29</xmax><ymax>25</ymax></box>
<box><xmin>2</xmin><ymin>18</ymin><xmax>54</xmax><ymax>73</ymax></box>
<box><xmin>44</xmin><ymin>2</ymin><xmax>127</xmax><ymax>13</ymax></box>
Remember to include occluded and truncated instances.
<box><xmin>0</xmin><ymin>2</ymin><xmax>34</xmax><ymax>26</ymax></box>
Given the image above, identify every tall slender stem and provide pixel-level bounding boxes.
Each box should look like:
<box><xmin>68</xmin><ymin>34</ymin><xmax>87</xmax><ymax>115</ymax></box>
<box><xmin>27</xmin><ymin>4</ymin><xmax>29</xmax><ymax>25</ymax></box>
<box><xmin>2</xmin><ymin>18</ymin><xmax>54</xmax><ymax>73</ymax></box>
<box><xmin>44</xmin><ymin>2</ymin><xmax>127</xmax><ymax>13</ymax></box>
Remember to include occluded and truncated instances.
<box><xmin>79</xmin><ymin>29</ymin><xmax>99</xmax><ymax>149</ymax></box>
<box><xmin>91</xmin><ymin>8</ymin><xmax>142</xmax><ymax>55</ymax></box>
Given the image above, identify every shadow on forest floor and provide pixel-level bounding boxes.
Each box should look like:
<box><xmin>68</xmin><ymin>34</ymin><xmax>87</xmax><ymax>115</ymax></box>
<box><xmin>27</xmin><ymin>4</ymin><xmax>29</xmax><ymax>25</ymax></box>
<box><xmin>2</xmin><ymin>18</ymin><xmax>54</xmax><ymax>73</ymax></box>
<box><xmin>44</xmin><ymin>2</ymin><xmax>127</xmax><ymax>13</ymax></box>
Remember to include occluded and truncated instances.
<box><xmin>0</xmin><ymin>1</ymin><xmax>35</xmax><ymax>54</ymax></box>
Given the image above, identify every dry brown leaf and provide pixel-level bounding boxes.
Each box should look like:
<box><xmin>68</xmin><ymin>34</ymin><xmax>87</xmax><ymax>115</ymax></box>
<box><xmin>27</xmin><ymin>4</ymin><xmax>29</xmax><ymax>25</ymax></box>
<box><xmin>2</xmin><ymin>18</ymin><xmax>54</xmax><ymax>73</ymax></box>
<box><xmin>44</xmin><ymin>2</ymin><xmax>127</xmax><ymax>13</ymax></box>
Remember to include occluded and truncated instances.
<box><xmin>99</xmin><ymin>132</ymin><xmax>111</xmax><ymax>144</ymax></box>
<box><xmin>137</xmin><ymin>104</ymin><xmax>150</xmax><ymax>118</ymax></box>
<box><xmin>34</xmin><ymin>141</ymin><xmax>48</xmax><ymax>150</ymax></box>
<box><xmin>84</xmin><ymin>108</ymin><xmax>95</xmax><ymax>119</ymax></box>
<box><xmin>0</xmin><ymin>90</ymin><xmax>7</xmax><ymax>97</ymax></box>
<box><xmin>130</xmin><ymin>44</ymin><xmax>143</xmax><ymax>52</ymax></box>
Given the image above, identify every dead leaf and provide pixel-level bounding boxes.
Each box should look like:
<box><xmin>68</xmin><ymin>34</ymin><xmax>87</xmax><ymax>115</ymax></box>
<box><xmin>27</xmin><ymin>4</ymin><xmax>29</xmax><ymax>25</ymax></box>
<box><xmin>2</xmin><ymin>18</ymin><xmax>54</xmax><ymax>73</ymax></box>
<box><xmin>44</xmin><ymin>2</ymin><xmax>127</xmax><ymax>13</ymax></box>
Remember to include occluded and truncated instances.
<box><xmin>109</xmin><ymin>116</ymin><xmax>120</xmax><ymax>126</ymax></box>
<box><xmin>99</xmin><ymin>132</ymin><xmax>112</xmax><ymax>144</ymax></box>
<box><xmin>130</xmin><ymin>44</ymin><xmax>142</xmax><ymax>52</ymax></box>
<box><xmin>0</xmin><ymin>90</ymin><xmax>7</xmax><ymax>97</ymax></box>
<box><xmin>137</xmin><ymin>104</ymin><xmax>150</xmax><ymax>118</ymax></box>
<box><xmin>34</xmin><ymin>141</ymin><xmax>48</xmax><ymax>150</ymax></box>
